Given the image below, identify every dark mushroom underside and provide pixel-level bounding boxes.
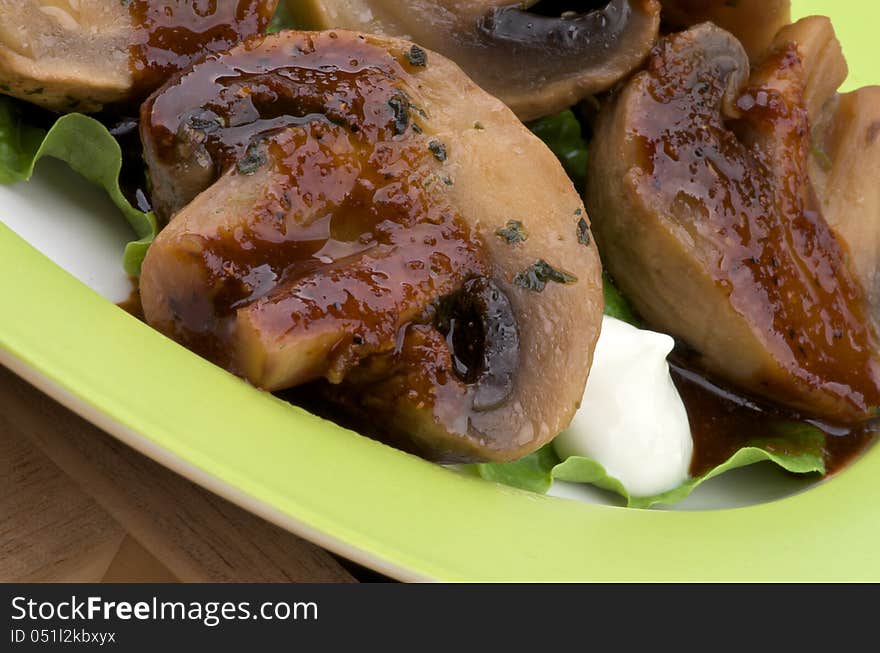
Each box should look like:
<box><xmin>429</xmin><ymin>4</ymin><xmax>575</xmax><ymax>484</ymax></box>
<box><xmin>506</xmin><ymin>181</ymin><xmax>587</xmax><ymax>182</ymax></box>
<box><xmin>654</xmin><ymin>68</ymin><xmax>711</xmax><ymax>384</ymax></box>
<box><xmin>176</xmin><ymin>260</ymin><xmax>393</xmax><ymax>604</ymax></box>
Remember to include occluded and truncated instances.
<box><xmin>284</xmin><ymin>0</ymin><xmax>661</xmax><ymax>120</ymax></box>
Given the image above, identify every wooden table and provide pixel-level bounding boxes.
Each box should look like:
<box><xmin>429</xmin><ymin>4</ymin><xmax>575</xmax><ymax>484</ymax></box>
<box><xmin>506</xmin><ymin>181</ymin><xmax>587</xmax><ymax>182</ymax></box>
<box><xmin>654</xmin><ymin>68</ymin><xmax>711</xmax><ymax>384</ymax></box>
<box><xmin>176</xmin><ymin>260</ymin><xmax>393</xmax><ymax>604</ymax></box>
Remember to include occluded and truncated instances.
<box><xmin>0</xmin><ymin>364</ymin><xmax>361</xmax><ymax>582</ymax></box>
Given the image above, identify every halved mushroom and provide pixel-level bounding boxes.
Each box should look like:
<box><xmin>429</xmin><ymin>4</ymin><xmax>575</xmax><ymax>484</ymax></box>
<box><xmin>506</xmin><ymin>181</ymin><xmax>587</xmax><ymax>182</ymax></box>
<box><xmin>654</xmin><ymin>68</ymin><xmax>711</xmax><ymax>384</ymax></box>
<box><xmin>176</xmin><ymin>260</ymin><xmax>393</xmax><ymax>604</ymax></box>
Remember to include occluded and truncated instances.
<box><xmin>586</xmin><ymin>21</ymin><xmax>880</xmax><ymax>424</ymax></box>
<box><xmin>0</xmin><ymin>0</ymin><xmax>277</xmax><ymax>112</ymax></box>
<box><xmin>285</xmin><ymin>0</ymin><xmax>662</xmax><ymax>121</ymax></box>
<box><xmin>797</xmin><ymin>16</ymin><xmax>880</xmax><ymax>321</ymax></box>
<box><xmin>811</xmin><ymin>89</ymin><xmax>880</xmax><ymax>318</ymax></box>
<box><xmin>661</xmin><ymin>0</ymin><xmax>791</xmax><ymax>61</ymax></box>
<box><xmin>139</xmin><ymin>30</ymin><xmax>603</xmax><ymax>462</ymax></box>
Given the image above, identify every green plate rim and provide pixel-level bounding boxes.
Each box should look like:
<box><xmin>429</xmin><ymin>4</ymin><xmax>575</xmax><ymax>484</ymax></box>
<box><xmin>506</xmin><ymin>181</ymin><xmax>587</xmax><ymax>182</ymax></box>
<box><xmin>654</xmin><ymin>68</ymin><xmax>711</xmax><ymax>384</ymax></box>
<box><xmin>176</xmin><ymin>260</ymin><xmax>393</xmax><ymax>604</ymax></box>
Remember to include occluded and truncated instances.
<box><xmin>1</xmin><ymin>1</ymin><xmax>877</xmax><ymax>581</ymax></box>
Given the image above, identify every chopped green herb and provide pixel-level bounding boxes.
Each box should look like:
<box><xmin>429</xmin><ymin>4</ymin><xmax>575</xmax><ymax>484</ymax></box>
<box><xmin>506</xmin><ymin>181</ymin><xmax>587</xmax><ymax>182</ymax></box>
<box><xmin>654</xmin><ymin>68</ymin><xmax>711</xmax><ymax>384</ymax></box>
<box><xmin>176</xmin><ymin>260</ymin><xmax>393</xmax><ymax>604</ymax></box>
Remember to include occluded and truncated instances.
<box><xmin>408</xmin><ymin>45</ymin><xmax>428</xmax><ymax>67</ymax></box>
<box><xmin>412</xmin><ymin>123</ymin><xmax>423</xmax><ymax>134</ymax></box>
<box><xmin>408</xmin><ymin>102</ymin><xmax>428</xmax><ymax>119</ymax></box>
<box><xmin>189</xmin><ymin>112</ymin><xmax>223</xmax><ymax>133</ymax></box>
<box><xmin>428</xmin><ymin>140</ymin><xmax>447</xmax><ymax>162</ymax></box>
<box><xmin>387</xmin><ymin>94</ymin><xmax>409</xmax><ymax>135</ymax></box>
<box><xmin>474</xmin><ymin>122</ymin><xmax>485</xmax><ymax>130</ymax></box>
<box><xmin>514</xmin><ymin>260</ymin><xmax>577</xmax><ymax>292</ymax></box>
<box><xmin>496</xmin><ymin>220</ymin><xmax>527</xmax><ymax>245</ymax></box>
<box><xmin>236</xmin><ymin>142</ymin><xmax>266</xmax><ymax>175</ymax></box>
<box><xmin>577</xmin><ymin>217</ymin><xmax>591</xmax><ymax>246</ymax></box>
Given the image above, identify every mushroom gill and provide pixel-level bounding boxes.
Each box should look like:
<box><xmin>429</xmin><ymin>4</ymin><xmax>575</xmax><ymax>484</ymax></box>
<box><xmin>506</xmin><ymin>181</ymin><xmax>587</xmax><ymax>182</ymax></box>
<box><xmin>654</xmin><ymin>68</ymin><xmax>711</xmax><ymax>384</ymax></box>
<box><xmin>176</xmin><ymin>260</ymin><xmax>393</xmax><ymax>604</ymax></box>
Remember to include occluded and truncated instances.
<box><xmin>284</xmin><ymin>0</ymin><xmax>662</xmax><ymax>121</ymax></box>
<box><xmin>139</xmin><ymin>30</ymin><xmax>603</xmax><ymax>462</ymax></box>
<box><xmin>0</xmin><ymin>0</ymin><xmax>277</xmax><ymax>112</ymax></box>
<box><xmin>586</xmin><ymin>21</ymin><xmax>880</xmax><ymax>424</ymax></box>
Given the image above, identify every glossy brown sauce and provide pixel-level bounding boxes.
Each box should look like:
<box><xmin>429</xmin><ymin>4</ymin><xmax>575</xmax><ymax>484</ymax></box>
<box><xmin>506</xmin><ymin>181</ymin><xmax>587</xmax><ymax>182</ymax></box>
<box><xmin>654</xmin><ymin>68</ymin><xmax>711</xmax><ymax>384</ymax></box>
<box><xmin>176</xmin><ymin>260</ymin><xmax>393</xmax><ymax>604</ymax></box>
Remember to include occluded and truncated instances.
<box><xmin>673</xmin><ymin>364</ymin><xmax>876</xmax><ymax>478</ymax></box>
<box><xmin>637</xmin><ymin>36</ymin><xmax>880</xmax><ymax>419</ymax></box>
<box><xmin>119</xmin><ymin>23</ymin><xmax>878</xmax><ymax>469</ymax></box>
<box><xmin>138</xmin><ymin>32</ymin><xmax>506</xmax><ymax>458</ymax></box>
<box><xmin>128</xmin><ymin>0</ymin><xmax>276</xmax><ymax>97</ymax></box>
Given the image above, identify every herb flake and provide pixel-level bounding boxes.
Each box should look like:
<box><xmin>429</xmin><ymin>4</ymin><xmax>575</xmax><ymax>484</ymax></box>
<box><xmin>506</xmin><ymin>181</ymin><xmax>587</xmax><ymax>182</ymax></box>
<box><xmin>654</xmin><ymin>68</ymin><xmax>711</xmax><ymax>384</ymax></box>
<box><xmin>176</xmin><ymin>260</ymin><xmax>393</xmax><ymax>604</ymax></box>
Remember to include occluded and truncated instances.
<box><xmin>236</xmin><ymin>142</ymin><xmax>266</xmax><ymax>175</ymax></box>
<box><xmin>408</xmin><ymin>45</ymin><xmax>428</xmax><ymax>67</ymax></box>
<box><xmin>428</xmin><ymin>140</ymin><xmax>447</xmax><ymax>162</ymax></box>
<box><xmin>496</xmin><ymin>220</ymin><xmax>527</xmax><ymax>245</ymax></box>
<box><xmin>514</xmin><ymin>260</ymin><xmax>577</xmax><ymax>292</ymax></box>
<box><xmin>576</xmin><ymin>217</ymin><xmax>591</xmax><ymax>246</ymax></box>
<box><xmin>387</xmin><ymin>94</ymin><xmax>409</xmax><ymax>135</ymax></box>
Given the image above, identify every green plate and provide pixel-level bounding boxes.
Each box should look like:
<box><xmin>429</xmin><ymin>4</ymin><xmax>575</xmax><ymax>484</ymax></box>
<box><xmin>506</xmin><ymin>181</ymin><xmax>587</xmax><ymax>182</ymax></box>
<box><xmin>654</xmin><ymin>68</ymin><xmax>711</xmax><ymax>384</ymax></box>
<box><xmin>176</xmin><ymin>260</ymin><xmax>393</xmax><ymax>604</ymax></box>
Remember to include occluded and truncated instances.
<box><xmin>0</xmin><ymin>2</ymin><xmax>877</xmax><ymax>581</ymax></box>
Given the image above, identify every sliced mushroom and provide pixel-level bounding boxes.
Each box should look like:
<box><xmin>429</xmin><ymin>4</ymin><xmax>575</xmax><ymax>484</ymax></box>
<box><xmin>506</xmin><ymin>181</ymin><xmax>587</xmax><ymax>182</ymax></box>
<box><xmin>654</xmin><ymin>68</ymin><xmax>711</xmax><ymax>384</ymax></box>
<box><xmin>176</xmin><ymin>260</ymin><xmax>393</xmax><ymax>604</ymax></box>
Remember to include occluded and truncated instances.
<box><xmin>661</xmin><ymin>0</ymin><xmax>791</xmax><ymax>61</ymax></box>
<box><xmin>586</xmin><ymin>22</ymin><xmax>880</xmax><ymax>424</ymax></box>
<box><xmin>796</xmin><ymin>17</ymin><xmax>880</xmax><ymax>321</ymax></box>
<box><xmin>0</xmin><ymin>0</ymin><xmax>277</xmax><ymax>112</ymax></box>
<box><xmin>811</xmin><ymin>89</ymin><xmax>880</xmax><ymax>318</ymax></box>
<box><xmin>139</xmin><ymin>30</ymin><xmax>603</xmax><ymax>462</ymax></box>
<box><xmin>285</xmin><ymin>0</ymin><xmax>662</xmax><ymax>121</ymax></box>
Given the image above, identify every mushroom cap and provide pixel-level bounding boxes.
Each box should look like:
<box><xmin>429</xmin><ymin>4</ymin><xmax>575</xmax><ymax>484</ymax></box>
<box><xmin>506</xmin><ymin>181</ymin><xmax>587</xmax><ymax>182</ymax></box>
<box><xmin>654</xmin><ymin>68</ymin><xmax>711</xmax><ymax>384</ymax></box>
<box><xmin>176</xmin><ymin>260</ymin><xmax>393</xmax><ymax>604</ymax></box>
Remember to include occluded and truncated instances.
<box><xmin>0</xmin><ymin>0</ymin><xmax>277</xmax><ymax>112</ymax></box>
<box><xmin>794</xmin><ymin>16</ymin><xmax>880</xmax><ymax>324</ymax></box>
<box><xmin>662</xmin><ymin>0</ymin><xmax>791</xmax><ymax>61</ymax></box>
<box><xmin>586</xmin><ymin>22</ymin><xmax>880</xmax><ymax>424</ymax></box>
<box><xmin>285</xmin><ymin>0</ymin><xmax>662</xmax><ymax>121</ymax></box>
<box><xmin>139</xmin><ymin>30</ymin><xmax>603</xmax><ymax>462</ymax></box>
<box><xmin>811</xmin><ymin>87</ymin><xmax>880</xmax><ymax>318</ymax></box>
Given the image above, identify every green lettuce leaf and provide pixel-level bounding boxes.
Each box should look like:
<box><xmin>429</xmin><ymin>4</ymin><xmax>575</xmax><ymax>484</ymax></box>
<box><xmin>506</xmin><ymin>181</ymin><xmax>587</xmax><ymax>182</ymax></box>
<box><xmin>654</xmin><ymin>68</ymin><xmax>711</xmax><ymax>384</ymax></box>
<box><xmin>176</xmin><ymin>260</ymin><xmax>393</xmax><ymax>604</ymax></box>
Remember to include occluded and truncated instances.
<box><xmin>268</xmin><ymin>3</ymin><xmax>298</xmax><ymax>33</ymax></box>
<box><xmin>475</xmin><ymin>422</ymin><xmax>826</xmax><ymax>508</ymax></box>
<box><xmin>602</xmin><ymin>272</ymin><xmax>639</xmax><ymax>326</ymax></box>
<box><xmin>528</xmin><ymin>111</ymin><xmax>589</xmax><ymax>191</ymax></box>
<box><xmin>476</xmin><ymin>445</ymin><xmax>560</xmax><ymax>494</ymax></box>
<box><xmin>0</xmin><ymin>97</ymin><xmax>157</xmax><ymax>276</ymax></box>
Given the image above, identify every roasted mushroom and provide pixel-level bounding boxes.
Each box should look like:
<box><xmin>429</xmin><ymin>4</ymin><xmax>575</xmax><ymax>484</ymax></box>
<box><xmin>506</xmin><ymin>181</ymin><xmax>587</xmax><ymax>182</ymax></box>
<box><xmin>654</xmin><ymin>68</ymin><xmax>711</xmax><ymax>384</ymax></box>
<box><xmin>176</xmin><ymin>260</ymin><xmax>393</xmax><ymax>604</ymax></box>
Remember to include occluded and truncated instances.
<box><xmin>800</xmin><ymin>17</ymin><xmax>880</xmax><ymax>320</ymax></box>
<box><xmin>586</xmin><ymin>21</ymin><xmax>880</xmax><ymax>424</ymax></box>
<box><xmin>0</xmin><ymin>0</ymin><xmax>277</xmax><ymax>112</ymax></box>
<box><xmin>285</xmin><ymin>0</ymin><xmax>662</xmax><ymax>121</ymax></box>
<box><xmin>812</xmin><ymin>90</ymin><xmax>880</xmax><ymax>318</ymax></box>
<box><xmin>662</xmin><ymin>0</ymin><xmax>791</xmax><ymax>61</ymax></box>
<box><xmin>139</xmin><ymin>30</ymin><xmax>603</xmax><ymax>462</ymax></box>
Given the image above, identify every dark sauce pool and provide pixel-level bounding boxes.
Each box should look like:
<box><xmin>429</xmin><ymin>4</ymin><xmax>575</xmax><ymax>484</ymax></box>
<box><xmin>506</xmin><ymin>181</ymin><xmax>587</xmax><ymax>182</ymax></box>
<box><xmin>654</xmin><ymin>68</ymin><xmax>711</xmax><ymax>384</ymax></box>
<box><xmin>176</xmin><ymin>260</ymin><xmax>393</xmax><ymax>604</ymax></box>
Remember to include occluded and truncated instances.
<box><xmin>672</xmin><ymin>363</ymin><xmax>877</xmax><ymax>479</ymax></box>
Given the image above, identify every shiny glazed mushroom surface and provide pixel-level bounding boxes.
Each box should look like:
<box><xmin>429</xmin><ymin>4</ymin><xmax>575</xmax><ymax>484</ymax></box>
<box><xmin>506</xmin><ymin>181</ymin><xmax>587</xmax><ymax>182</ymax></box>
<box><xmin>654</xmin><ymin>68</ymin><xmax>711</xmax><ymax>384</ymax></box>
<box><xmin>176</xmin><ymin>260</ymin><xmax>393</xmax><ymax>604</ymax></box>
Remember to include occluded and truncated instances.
<box><xmin>586</xmin><ymin>19</ymin><xmax>880</xmax><ymax>425</ymax></box>
<box><xmin>1</xmin><ymin>0</ymin><xmax>878</xmax><ymax>502</ymax></box>
<box><xmin>138</xmin><ymin>30</ymin><xmax>603</xmax><ymax>462</ymax></box>
<box><xmin>0</xmin><ymin>0</ymin><xmax>277</xmax><ymax>112</ymax></box>
<box><xmin>284</xmin><ymin>0</ymin><xmax>662</xmax><ymax>121</ymax></box>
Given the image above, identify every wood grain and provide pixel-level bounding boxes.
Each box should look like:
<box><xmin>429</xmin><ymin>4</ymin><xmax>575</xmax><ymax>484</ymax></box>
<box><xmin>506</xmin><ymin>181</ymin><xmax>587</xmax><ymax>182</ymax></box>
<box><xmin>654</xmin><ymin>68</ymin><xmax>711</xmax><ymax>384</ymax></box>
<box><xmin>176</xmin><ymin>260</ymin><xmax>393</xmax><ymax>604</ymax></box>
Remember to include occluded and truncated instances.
<box><xmin>0</xmin><ymin>422</ymin><xmax>124</xmax><ymax>581</ymax></box>
<box><xmin>0</xmin><ymin>364</ymin><xmax>354</xmax><ymax>583</ymax></box>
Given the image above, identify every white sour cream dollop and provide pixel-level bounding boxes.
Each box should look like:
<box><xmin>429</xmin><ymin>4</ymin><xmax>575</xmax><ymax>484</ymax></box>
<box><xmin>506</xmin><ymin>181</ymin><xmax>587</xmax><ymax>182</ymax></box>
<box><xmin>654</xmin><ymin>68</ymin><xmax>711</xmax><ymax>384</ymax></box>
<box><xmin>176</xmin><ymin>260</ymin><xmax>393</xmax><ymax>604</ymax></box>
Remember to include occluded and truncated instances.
<box><xmin>553</xmin><ymin>316</ymin><xmax>693</xmax><ymax>497</ymax></box>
